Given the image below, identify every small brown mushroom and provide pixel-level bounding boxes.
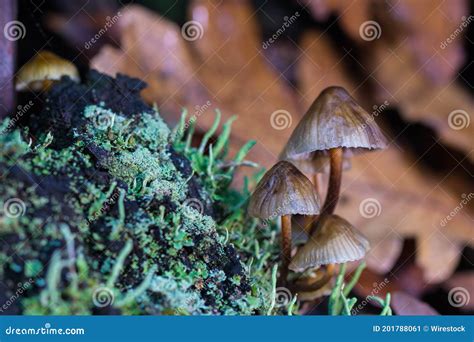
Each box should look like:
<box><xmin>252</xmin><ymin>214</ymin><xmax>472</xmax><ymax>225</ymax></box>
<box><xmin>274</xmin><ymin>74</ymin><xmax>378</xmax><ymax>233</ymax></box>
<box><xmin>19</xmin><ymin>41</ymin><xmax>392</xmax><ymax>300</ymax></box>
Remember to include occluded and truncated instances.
<box><xmin>289</xmin><ymin>214</ymin><xmax>369</xmax><ymax>273</ymax></box>
<box><xmin>280</xmin><ymin>86</ymin><xmax>387</xmax><ymax>216</ymax></box>
<box><xmin>15</xmin><ymin>51</ymin><xmax>79</xmax><ymax>92</ymax></box>
<box><xmin>248</xmin><ymin>161</ymin><xmax>321</xmax><ymax>284</ymax></box>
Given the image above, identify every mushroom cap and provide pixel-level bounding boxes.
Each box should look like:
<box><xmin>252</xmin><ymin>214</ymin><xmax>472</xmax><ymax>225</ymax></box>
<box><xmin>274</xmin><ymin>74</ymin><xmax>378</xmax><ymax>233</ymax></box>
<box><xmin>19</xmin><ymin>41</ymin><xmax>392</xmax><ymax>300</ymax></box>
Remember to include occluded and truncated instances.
<box><xmin>281</xmin><ymin>86</ymin><xmax>388</xmax><ymax>160</ymax></box>
<box><xmin>281</xmin><ymin>153</ymin><xmax>352</xmax><ymax>175</ymax></box>
<box><xmin>16</xmin><ymin>51</ymin><xmax>80</xmax><ymax>91</ymax></box>
<box><xmin>289</xmin><ymin>214</ymin><xmax>369</xmax><ymax>272</ymax></box>
<box><xmin>248</xmin><ymin>161</ymin><xmax>321</xmax><ymax>219</ymax></box>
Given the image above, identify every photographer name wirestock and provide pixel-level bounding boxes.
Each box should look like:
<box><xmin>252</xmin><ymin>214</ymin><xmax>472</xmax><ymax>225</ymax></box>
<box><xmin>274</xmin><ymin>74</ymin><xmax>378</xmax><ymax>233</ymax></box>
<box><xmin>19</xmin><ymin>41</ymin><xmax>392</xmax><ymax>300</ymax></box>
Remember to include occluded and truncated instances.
<box><xmin>429</xmin><ymin>325</ymin><xmax>466</xmax><ymax>332</ymax></box>
<box><xmin>372</xmin><ymin>325</ymin><xmax>467</xmax><ymax>333</ymax></box>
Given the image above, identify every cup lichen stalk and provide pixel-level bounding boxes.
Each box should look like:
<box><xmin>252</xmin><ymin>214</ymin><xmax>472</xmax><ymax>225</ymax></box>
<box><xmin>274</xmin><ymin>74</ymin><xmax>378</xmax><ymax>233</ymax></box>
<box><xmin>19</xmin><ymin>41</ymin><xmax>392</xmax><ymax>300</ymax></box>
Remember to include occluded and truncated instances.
<box><xmin>328</xmin><ymin>262</ymin><xmax>392</xmax><ymax>316</ymax></box>
<box><xmin>107</xmin><ymin>239</ymin><xmax>134</xmax><ymax>289</ymax></box>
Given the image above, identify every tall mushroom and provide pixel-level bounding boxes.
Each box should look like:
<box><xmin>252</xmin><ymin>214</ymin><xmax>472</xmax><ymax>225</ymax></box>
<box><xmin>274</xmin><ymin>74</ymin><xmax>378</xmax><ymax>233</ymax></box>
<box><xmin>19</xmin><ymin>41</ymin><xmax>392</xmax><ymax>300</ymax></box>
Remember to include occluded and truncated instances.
<box><xmin>248</xmin><ymin>161</ymin><xmax>321</xmax><ymax>285</ymax></box>
<box><xmin>280</xmin><ymin>86</ymin><xmax>387</xmax><ymax>216</ymax></box>
<box><xmin>289</xmin><ymin>214</ymin><xmax>369</xmax><ymax>272</ymax></box>
<box><xmin>15</xmin><ymin>51</ymin><xmax>79</xmax><ymax>92</ymax></box>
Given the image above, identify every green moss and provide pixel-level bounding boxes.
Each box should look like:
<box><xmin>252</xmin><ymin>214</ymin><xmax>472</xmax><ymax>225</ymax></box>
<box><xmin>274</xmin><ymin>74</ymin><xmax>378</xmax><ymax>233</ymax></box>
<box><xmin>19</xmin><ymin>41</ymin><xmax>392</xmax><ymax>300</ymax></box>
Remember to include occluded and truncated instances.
<box><xmin>0</xmin><ymin>101</ymin><xmax>284</xmax><ymax>316</ymax></box>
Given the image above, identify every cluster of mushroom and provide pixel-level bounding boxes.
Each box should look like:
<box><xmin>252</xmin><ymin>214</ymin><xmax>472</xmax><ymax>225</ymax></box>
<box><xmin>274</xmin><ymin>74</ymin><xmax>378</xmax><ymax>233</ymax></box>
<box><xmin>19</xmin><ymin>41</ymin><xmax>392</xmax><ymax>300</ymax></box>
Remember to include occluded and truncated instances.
<box><xmin>248</xmin><ymin>86</ymin><xmax>387</xmax><ymax>296</ymax></box>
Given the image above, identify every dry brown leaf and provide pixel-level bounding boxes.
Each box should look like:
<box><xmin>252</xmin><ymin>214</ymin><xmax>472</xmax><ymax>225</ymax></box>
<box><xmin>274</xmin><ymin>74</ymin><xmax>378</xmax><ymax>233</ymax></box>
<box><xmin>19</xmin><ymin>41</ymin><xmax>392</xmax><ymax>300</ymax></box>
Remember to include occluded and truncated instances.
<box><xmin>91</xmin><ymin>5</ymin><xmax>211</xmax><ymax>125</ymax></box>
<box><xmin>381</xmin><ymin>0</ymin><xmax>468</xmax><ymax>84</ymax></box>
<box><xmin>392</xmin><ymin>291</ymin><xmax>439</xmax><ymax>315</ymax></box>
<box><xmin>368</xmin><ymin>40</ymin><xmax>474</xmax><ymax>160</ymax></box>
<box><xmin>354</xmin><ymin>263</ymin><xmax>437</xmax><ymax>299</ymax></box>
<box><xmin>299</xmin><ymin>0</ymin><xmax>372</xmax><ymax>42</ymax></box>
<box><xmin>45</xmin><ymin>2</ymin><xmax>121</xmax><ymax>57</ymax></box>
<box><xmin>364</xmin><ymin>233</ymin><xmax>403</xmax><ymax>274</ymax></box>
<box><xmin>297</xmin><ymin>30</ymin><xmax>355</xmax><ymax>109</ymax></box>
<box><xmin>354</xmin><ymin>266</ymin><xmax>400</xmax><ymax>299</ymax></box>
<box><xmin>303</xmin><ymin>0</ymin><xmax>468</xmax><ymax>83</ymax></box>
<box><xmin>186</xmin><ymin>0</ymin><xmax>301</xmax><ymax>165</ymax></box>
<box><xmin>333</xmin><ymin>147</ymin><xmax>473</xmax><ymax>283</ymax></box>
<box><xmin>396</xmin><ymin>263</ymin><xmax>438</xmax><ymax>297</ymax></box>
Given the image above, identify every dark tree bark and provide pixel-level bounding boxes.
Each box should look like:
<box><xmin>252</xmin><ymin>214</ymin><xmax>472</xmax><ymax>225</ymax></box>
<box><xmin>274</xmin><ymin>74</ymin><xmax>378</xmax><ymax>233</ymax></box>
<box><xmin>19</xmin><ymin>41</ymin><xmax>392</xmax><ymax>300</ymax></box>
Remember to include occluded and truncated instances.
<box><xmin>0</xmin><ymin>0</ymin><xmax>17</xmax><ymax>119</ymax></box>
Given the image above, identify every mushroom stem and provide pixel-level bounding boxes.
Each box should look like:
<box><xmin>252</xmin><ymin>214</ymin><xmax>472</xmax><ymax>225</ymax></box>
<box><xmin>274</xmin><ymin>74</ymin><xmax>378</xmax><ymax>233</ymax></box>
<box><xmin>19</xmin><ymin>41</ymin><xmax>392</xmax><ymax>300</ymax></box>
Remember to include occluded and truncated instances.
<box><xmin>312</xmin><ymin>174</ymin><xmax>320</xmax><ymax>194</ymax></box>
<box><xmin>305</xmin><ymin>173</ymin><xmax>321</xmax><ymax>233</ymax></box>
<box><xmin>279</xmin><ymin>214</ymin><xmax>292</xmax><ymax>285</ymax></box>
<box><xmin>322</xmin><ymin>147</ymin><xmax>343</xmax><ymax>215</ymax></box>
